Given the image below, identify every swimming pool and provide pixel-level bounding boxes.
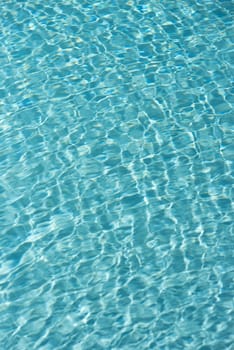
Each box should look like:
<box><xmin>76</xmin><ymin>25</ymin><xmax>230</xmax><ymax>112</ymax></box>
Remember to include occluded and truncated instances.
<box><xmin>0</xmin><ymin>0</ymin><xmax>233</xmax><ymax>349</ymax></box>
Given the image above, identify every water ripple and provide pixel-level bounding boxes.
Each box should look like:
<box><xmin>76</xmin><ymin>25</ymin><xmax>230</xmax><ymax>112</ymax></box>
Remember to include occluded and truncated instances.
<box><xmin>0</xmin><ymin>0</ymin><xmax>233</xmax><ymax>349</ymax></box>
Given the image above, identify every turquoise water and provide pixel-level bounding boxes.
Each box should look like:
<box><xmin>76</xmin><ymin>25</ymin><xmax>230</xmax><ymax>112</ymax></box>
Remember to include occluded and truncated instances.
<box><xmin>0</xmin><ymin>0</ymin><xmax>233</xmax><ymax>349</ymax></box>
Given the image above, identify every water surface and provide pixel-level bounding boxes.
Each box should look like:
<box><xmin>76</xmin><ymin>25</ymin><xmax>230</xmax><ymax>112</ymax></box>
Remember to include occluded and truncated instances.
<box><xmin>0</xmin><ymin>1</ymin><xmax>233</xmax><ymax>349</ymax></box>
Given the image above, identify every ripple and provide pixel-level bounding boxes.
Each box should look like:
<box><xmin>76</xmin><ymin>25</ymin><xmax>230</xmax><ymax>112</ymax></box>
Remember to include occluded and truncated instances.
<box><xmin>0</xmin><ymin>0</ymin><xmax>233</xmax><ymax>349</ymax></box>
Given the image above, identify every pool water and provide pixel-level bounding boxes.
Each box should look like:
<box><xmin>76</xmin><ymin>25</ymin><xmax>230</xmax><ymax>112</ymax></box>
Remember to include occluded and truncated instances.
<box><xmin>0</xmin><ymin>0</ymin><xmax>233</xmax><ymax>349</ymax></box>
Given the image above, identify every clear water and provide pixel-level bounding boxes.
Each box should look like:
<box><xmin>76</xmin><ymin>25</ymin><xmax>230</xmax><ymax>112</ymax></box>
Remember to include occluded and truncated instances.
<box><xmin>0</xmin><ymin>0</ymin><xmax>233</xmax><ymax>349</ymax></box>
